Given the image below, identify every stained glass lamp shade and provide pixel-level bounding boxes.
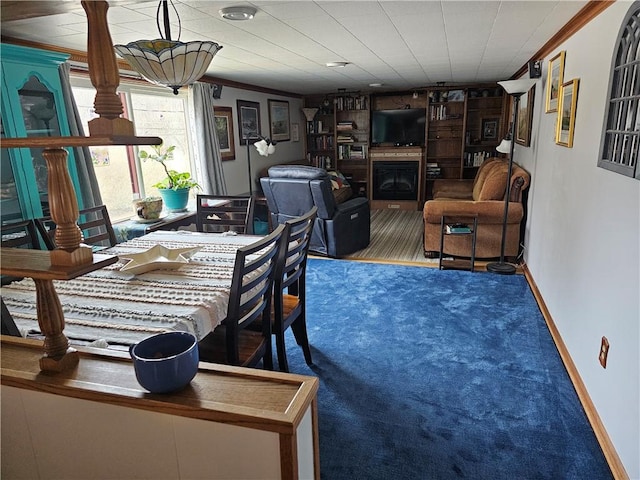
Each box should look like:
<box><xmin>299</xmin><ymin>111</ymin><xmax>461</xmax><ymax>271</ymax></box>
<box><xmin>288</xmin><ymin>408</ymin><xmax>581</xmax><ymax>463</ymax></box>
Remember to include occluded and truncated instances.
<box><xmin>114</xmin><ymin>1</ymin><xmax>222</xmax><ymax>95</ymax></box>
<box><xmin>114</xmin><ymin>39</ymin><xmax>221</xmax><ymax>95</ymax></box>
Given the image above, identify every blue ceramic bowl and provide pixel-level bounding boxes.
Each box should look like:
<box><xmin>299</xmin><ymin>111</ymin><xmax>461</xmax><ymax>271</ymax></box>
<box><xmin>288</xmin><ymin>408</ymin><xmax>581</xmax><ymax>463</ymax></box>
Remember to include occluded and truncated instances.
<box><xmin>129</xmin><ymin>331</ymin><xmax>199</xmax><ymax>394</ymax></box>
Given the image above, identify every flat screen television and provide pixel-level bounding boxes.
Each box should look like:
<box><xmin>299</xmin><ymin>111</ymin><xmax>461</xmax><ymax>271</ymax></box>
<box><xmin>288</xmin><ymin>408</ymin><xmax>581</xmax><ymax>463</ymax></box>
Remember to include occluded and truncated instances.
<box><xmin>371</xmin><ymin>108</ymin><xmax>426</xmax><ymax>146</ymax></box>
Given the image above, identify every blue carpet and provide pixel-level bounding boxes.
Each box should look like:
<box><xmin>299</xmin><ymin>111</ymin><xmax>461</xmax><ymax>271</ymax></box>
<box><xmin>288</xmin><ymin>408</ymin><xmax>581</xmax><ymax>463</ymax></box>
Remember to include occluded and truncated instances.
<box><xmin>284</xmin><ymin>258</ymin><xmax>612</xmax><ymax>480</ymax></box>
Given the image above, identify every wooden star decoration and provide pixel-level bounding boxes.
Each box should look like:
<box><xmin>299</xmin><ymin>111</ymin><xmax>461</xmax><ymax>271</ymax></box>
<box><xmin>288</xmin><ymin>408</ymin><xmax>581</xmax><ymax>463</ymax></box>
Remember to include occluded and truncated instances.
<box><xmin>119</xmin><ymin>245</ymin><xmax>202</xmax><ymax>275</ymax></box>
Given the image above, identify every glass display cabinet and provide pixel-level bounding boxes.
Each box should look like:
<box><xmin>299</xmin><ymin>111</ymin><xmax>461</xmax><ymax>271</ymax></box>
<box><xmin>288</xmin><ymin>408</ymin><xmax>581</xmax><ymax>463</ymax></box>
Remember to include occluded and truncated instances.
<box><xmin>1</xmin><ymin>43</ymin><xmax>83</xmax><ymax>224</ymax></box>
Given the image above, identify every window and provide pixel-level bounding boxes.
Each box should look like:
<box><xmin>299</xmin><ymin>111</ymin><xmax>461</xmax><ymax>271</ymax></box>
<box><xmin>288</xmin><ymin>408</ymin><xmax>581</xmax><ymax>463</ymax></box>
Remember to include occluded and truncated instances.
<box><xmin>598</xmin><ymin>2</ymin><xmax>640</xmax><ymax>179</ymax></box>
<box><xmin>71</xmin><ymin>77</ymin><xmax>194</xmax><ymax>221</ymax></box>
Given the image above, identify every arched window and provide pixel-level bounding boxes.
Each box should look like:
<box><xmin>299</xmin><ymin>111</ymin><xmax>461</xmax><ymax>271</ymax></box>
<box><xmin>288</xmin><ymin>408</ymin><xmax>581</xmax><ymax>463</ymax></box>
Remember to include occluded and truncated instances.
<box><xmin>598</xmin><ymin>2</ymin><xmax>640</xmax><ymax>179</ymax></box>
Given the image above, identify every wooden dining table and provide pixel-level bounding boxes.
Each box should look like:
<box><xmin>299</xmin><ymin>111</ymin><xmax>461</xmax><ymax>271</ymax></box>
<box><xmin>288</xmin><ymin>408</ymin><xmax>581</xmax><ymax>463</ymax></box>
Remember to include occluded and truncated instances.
<box><xmin>1</xmin><ymin>231</ymin><xmax>263</xmax><ymax>349</ymax></box>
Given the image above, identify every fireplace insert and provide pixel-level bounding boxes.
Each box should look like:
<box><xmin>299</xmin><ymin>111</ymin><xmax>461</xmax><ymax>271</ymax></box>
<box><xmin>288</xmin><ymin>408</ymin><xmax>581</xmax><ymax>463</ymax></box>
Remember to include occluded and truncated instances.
<box><xmin>372</xmin><ymin>161</ymin><xmax>419</xmax><ymax>201</ymax></box>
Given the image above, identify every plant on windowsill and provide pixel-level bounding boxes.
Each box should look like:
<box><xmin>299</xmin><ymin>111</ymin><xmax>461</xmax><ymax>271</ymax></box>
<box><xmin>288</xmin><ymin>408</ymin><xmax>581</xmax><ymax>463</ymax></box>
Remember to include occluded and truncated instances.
<box><xmin>139</xmin><ymin>144</ymin><xmax>200</xmax><ymax>212</ymax></box>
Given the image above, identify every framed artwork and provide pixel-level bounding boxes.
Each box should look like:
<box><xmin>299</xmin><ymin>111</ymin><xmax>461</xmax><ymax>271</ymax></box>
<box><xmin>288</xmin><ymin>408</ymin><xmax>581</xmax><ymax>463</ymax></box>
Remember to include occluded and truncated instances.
<box><xmin>545</xmin><ymin>51</ymin><xmax>565</xmax><ymax>113</ymax></box>
<box><xmin>515</xmin><ymin>85</ymin><xmax>535</xmax><ymax>147</ymax></box>
<box><xmin>213</xmin><ymin>106</ymin><xmax>235</xmax><ymax>161</ymax></box>
<box><xmin>291</xmin><ymin>122</ymin><xmax>300</xmax><ymax>142</ymax></box>
<box><xmin>555</xmin><ymin>78</ymin><xmax>579</xmax><ymax>148</ymax></box>
<box><xmin>236</xmin><ymin>100</ymin><xmax>260</xmax><ymax>145</ymax></box>
<box><xmin>481</xmin><ymin>118</ymin><xmax>499</xmax><ymax>141</ymax></box>
<box><xmin>268</xmin><ymin>99</ymin><xmax>290</xmax><ymax>142</ymax></box>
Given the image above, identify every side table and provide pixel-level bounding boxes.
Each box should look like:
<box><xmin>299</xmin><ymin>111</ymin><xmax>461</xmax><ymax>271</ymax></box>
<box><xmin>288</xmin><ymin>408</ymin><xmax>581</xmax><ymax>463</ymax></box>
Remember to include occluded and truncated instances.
<box><xmin>439</xmin><ymin>215</ymin><xmax>478</xmax><ymax>272</ymax></box>
<box><xmin>113</xmin><ymin>209</ymin><xmax>196</xmax><ymax>242</ymax></box>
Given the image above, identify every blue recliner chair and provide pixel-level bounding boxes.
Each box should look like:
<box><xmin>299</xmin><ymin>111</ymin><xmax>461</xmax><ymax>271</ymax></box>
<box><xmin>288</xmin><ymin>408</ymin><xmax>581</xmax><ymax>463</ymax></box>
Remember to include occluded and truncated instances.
<box><xmin>260</xmin><ymin>165</ymin><xmax>370</xmax><ymax>257</ymax></box>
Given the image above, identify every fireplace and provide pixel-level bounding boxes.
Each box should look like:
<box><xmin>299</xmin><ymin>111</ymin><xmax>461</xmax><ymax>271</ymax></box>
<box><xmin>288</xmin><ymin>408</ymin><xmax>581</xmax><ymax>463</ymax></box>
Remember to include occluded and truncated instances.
<box><xmin>372</xmin><ymin>161</ymin><xmax>419</xmax><ymax>201</ymax></box>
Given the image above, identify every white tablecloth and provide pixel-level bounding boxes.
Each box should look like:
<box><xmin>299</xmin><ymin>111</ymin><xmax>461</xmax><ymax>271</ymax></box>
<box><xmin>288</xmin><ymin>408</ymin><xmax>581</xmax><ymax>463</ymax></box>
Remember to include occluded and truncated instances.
<box><xmin>1</xmin><ymin>231</ymin><xmax>261</xmax><ymax>348</ymax></box>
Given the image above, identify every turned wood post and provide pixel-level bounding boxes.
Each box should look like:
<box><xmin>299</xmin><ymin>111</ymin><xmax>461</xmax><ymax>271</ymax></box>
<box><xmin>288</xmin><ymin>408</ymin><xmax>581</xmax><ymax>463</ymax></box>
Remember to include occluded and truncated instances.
<box><xmin>43</xmin><ymin>148</ymin><xmax>83</xmax><ymax>250</ymax></box>
<box><xmin>81</xmin><ymin>0</ymin><xmax>135</xmax><ymax>136</ymax></box>
<box><xmin>34</xmin><ymin>279</ymin><xmax>75</xmax><ymax>362</ymax></box>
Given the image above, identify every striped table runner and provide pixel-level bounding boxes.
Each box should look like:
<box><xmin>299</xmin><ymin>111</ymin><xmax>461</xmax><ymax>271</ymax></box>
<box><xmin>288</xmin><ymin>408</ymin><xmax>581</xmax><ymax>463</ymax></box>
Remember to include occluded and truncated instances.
<box><xmin>1</xmin><ymin>231</ymin><xmax>262</xmax><ymax>348</ymax></box>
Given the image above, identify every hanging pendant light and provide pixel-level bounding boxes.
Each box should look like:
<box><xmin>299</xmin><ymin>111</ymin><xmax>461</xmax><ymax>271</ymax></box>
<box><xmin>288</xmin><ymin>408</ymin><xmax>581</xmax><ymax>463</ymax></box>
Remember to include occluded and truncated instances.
<box><xmin>114</xmin><ymin>0</ymin><xmax>222</xmax><ymax>95</ymax></box>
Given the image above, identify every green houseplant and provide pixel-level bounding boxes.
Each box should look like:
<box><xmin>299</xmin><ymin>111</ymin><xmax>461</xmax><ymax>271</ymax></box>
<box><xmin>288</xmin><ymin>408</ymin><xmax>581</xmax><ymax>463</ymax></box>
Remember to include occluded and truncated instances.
<box><xmin>139</xmin><ymin>144</ymin><xmax>200</xmax><ymax>211</ymax></box>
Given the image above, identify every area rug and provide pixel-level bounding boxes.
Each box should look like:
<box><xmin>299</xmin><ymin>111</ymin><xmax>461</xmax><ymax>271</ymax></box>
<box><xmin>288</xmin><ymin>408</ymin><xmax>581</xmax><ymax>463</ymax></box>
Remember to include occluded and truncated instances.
<box><xmin>344</xmin><ymin>209</ymin><xmax>437</xmax><ymax>265</ymax></box>
<box><xmin>284</xmin><ymin>258</ymin><xmax>611</xmax><ymax>479</ymax></box>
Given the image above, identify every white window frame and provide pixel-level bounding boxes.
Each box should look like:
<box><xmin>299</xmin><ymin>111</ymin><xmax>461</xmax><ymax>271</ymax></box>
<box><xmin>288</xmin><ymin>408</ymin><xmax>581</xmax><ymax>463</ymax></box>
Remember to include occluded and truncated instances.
<box><xmin>70</xmin><ymin>75</ymin><xmax>196</xmax><ymax>215</ymax></box>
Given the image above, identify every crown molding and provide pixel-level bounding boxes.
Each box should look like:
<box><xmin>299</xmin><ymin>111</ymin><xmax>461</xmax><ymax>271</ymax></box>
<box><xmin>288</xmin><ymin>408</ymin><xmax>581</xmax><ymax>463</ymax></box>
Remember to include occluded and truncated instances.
<box><xmin>0</xmin><ymin>36</ymin><xmax>302</xmax><ymax>99</ymax></box>
<box><xmin>512</xmin><ymin>0</ymin><xmax>615</xmax><ymax>79</ymax></box>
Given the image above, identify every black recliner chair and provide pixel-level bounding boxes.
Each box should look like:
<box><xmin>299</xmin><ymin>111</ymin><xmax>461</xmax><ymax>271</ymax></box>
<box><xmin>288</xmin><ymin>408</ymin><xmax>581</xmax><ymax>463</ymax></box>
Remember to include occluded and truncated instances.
<box><xmin>260</xmin><ymin>165</ymin><xmax>370</xmax><ymax>257</ymax></box>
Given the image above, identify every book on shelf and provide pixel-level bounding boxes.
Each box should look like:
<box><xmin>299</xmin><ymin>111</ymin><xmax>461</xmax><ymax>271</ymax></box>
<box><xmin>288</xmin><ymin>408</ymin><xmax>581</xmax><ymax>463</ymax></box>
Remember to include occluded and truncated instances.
<box><xmin>337</xmin><ymin>134</ymin><xmax>355</xmax><ymax>143</ymax></box>
<box><xmin>336</xmin><ymin>95</ymin><xmax>368</xmax><ymax>111</ymax></box>
<box><xmin>337</xmin><ymin>121</ymin><xmax>356</xmax><ymax>131</ymax></box>
<box><xmin>445</xmin><ymin>224</ymin><xmax>472</xmax><ymax>234</ymax></box>
<box><xmin>307</xmin><ymin>153</ymin><xmax>332</xmax><ymax>170</ymax></box>
<box><xmin>338</xmin><ymin>144</ymin><xmax>366</xmax><ymax>160</ymax></box>
<box><xmin>312</xmin><ymin>134</ymin><xmax>333</xmax><ymax>150</ymax></box>
<box><xmin>464</xmin><ymin>151</ymin><xmax>491</xmax><ymax>167</ymax></box>
<box><xmin>426</xmin><ymin>162</ymin><xmax>441</xmax><ymax>178</ymax></box>
<box><xmin>429</xmin><ymin>104</ymin><xmax>447</xmax><ymax>120</ymax></box>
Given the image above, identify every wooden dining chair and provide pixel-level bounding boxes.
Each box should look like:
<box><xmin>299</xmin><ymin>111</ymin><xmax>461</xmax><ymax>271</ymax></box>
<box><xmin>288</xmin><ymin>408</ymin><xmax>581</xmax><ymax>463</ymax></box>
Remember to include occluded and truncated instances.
<box><xmin>197</xmin><ymin>223</ymin><xmax>286</xmax><ymax>369</ymax></box>
<box><xmin>1</xmin><ymin>218</ymin><xmax>49</xmax><ymax>250</ymax></box>
<box><xmin>1</xmin><ymin>218</ymin><xmax>50</xmax><ymax>337</ymax></box>
<box><xmin>271</xmin><ymin>206</ymin><xmax>317</xmax><ymax>372</ymax></box>
<box><xmin>195</xmin><ymin>194</ymin><xmax>255</xmax><ymax>234</ymax></box>
<box><xmin>36</xmin><ymin>204</ymin><xmax>117</xmax><ymax>250</ymax></box>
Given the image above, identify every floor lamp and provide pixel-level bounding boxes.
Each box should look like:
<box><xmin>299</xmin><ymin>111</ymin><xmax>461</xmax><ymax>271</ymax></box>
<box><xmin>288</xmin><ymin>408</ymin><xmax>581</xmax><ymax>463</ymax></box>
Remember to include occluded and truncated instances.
<box><xmin>302</xmin><ymin>107</ymin><xmax>319</xmax><ymax>133</ymax></box>
<box><xmin>486</xmin><ymin>78</ymin><xmax>537</xmax><ymax>275</ymax></box>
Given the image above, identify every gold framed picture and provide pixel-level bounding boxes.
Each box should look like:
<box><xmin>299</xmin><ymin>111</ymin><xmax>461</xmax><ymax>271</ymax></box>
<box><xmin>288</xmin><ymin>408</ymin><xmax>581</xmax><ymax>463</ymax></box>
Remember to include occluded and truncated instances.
<box><xmin>545</xmin><ymin>51</ymin><xmax>565</xmax><ymax>113</ymax></box>
<box><xmin>555</xmin><ymin>79</ymin><xmax>579</xmax><ymax>148</ymax></box>
<box><xmin>515</xmin><ymin>85</ymin><xmax>535</xmax><ymax>147</ymax></box>
<box><xmin>213</xmin><ymin>106</ymin><xmax>235</xmax><ymax>161</ymax></box>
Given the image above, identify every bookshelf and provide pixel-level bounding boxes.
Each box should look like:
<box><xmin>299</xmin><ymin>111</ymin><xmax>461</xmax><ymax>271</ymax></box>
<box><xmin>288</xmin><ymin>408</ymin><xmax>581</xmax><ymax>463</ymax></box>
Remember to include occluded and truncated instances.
<box><xmin>303</xmin><ymin>95</ymin><xmax>335</xmax><ymax>170</ymax></box>
<box><xmin>425</xmin><ymin>88</ymin><xmax>467</xmax><ymax>199</ymax></box>
<box><xmin>303</xmin><ymin>86</ymin><xmax>506</xmax><ymax>205</ymax></box>
<box><xmin>335</xmin><ymin>93</ymin><xmax>369</xmax><ymax>197</ymax></box>
<box><xmin>424</xmin><ymin>85</ymin><xmax>506</xmax><ymax>199</ymax></box>
<box><xmin>464</xmin><ymin>87</ymin><xmax>507</xmax><ymax>179</ymax></box>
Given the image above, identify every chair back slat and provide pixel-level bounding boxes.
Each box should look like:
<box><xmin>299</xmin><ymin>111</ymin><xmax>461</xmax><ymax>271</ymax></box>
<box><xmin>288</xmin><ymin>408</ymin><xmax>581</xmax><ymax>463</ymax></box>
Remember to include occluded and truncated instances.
<box><xmin>1</xmin><ymin>219</ymin><xmax>45</xmax><ymax>250</ymax></box>
<box><xmin>36</xmin><ymin>205</ymin><xmax>117</xmax><ymax>249</ymax></box>
<box><xmin>196</xmin><ymin>195</ymin><xmax>255</xmax><ymax>234</ymax></box>
<box><xmin>278</xmin><ymin>207</ymin><xmax>317</xmax><ymax>294</ymax></box>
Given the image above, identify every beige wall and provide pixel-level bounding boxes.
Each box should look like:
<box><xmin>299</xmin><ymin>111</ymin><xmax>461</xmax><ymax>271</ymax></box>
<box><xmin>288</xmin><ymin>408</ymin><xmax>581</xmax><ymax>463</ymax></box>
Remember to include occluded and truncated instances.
<box><xmin>515</xmin><ymin>2</ymin><xmax>639</xmax><ymax>477</ymax></box>
<box><xmin>212</xmin><ymin>87</ymin><xmax>306</xmax><ymax>195</ymax></box>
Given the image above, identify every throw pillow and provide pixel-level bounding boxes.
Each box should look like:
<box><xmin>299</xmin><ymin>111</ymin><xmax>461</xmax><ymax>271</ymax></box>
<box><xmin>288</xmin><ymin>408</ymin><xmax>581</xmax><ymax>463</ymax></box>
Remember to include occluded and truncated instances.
<box><xmin>472</xmin><ymin>159</ymin><xmax>501</xmax><ymax>200</ymax></box>
<box><xmin>327</xmin><ymin>170</ymin><xmax>350</xmax><ymax>190</ymax></box>
<box><xmin>477</xmin><ymin>163</ymin><xmax>509</xmax><ymax>200</ymax></box>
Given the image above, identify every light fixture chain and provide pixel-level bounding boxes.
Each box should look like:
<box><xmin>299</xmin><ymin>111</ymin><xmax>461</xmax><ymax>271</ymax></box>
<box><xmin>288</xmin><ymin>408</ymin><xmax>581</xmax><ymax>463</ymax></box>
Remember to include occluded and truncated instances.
<box><xmin>157</xmin><ymin>0</ymin><xmax>182</xmax><ymax>41</ymax></box>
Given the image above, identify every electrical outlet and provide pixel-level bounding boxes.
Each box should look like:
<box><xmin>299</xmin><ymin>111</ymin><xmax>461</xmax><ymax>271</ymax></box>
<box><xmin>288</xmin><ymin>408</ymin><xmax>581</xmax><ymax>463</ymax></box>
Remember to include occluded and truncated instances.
<box><xmin>599</xmin><ymin>336</ymin><xmax>610</xmax><ymax>369</ymax></box>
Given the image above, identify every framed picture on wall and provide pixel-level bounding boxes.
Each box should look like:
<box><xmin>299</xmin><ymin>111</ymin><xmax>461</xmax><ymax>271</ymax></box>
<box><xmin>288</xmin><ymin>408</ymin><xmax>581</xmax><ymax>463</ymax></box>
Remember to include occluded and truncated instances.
<box><xmin>515</xmin><ymin>85</ymin><xmax>535</xmax><ymax>147</ymax></box>
<box><xmin>213</xmin><ymin>106</ymin><xmax>235</xmax><ymax>161</ymax></box>
<box><xmin>236</xmin><ymin>100</ymin><xmax>260</xmax><ymax>145</ymax></box>
<box><xmin>545</xmin><ymin>51</ymin><xmax>565</xmax><ymax>113</ymax></box>
<box><xmin>268</xmin><ymin>99</ymin><xmax>290</xmax><ymax>142</ymax></box>
<box><xmin>555</xmin><ymin>78</ymin><xmax>580</xmax><ymax>148</ymax></box>
<box><xmin>481</xmin><ymin>118</ymin><xmax>499</xmax><ymax>141</ymax></box>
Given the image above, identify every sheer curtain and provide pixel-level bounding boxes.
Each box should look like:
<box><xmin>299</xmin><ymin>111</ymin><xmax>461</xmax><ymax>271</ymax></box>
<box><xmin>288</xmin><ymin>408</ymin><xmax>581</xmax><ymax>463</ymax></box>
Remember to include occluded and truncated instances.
<box><xmin>58</xmin><ymin>63</ymin><xmax>103</xmax><ymax>208</ymax></box>
<box><xmin>190</xmin><ymin>82</ymin><xmax>227</xmax><ymax>195</ymax></box>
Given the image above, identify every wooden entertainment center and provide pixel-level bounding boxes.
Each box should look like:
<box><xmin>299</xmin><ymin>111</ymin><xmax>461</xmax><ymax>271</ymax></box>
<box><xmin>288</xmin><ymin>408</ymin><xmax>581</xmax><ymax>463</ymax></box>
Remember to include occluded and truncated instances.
<box><xmin>303</xmin><ymin>86</ymin><xmax>508</xmax><ymax>209</ymax></box>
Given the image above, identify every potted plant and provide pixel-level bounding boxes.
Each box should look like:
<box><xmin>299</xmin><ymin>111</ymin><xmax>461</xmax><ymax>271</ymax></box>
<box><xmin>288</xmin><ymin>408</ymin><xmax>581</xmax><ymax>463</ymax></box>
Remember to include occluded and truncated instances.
<box><xmin>139</xmin><ymin>144</ymin><xmax>200</xmax><ymax>212</ymax></box>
